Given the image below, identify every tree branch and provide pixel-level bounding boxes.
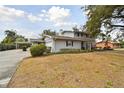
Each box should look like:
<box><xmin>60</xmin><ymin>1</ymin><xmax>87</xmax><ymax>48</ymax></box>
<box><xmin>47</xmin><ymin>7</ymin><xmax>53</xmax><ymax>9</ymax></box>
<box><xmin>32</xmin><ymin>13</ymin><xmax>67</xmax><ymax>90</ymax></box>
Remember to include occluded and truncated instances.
<box><xmin>111</xmin><ymin>25</ymin><xmax>124</xmax><ymax>28</ymax></box>
<box><xmin>112</xmin><ymin>15</ymin><xmax>124</xmax><ymax>19</ymax></box>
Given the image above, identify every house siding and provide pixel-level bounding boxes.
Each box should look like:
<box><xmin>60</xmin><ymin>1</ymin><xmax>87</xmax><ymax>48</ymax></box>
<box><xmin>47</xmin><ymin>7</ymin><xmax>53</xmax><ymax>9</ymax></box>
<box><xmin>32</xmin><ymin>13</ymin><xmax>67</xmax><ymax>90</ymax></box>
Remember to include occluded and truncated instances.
<box><xmin>54</xmin><ymin>40</ymin><xmax>81</xmax><ymax>52</ymax></box>
<box><xmin>45</xmin><ymin>38</ymin><xmax>94</xmax><ymax>52</ymax></box>
<box><xmin>44</xmin><ymin>37</ymin><xmax>55</xmax><ymax>52</ymax></box>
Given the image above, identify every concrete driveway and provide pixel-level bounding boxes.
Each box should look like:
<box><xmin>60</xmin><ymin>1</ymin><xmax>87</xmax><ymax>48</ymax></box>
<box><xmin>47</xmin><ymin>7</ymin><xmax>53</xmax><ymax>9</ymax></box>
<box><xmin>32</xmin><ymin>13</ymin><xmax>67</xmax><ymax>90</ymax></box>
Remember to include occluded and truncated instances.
<box><xmin>0</xmin><ymin>49</ymin><xmax>30</xmax><ymax>87</ymax></box>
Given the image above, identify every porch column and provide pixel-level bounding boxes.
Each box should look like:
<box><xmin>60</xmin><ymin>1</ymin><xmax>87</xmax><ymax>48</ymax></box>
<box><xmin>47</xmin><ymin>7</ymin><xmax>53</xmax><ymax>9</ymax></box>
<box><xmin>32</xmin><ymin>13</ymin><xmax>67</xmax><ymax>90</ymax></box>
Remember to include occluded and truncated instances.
<box><xmin>84</xmin><ymin>42</ymin><xmax>87</xmax><ymax>50</ymax></box>
<box><xmin>89</xmin><ymin>43</ymin><xmax>92</xmax><ymax>50</ymax></box>
<box><xmin>16</xmin><ymin>43</ymin><xmax>18</xmax><ymax>49</ymax></box>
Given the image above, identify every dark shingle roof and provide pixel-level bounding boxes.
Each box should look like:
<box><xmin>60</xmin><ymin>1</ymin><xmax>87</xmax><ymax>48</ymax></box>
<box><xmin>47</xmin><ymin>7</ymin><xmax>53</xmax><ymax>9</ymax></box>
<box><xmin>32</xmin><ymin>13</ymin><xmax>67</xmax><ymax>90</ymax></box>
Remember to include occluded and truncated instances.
<box><xmin>52</xmin><ymin>36</ymin><xmax>95</xmax><ymax>42</ymax></box>
<box><xmin>29</xmin><ymin>39</ymin><xmax>44</xmax><ymax>43</ymax></box>
<box><xmin>61</xmin><ymin>30</ymin><xmax>89</xmax><ymax>35</ymax></box>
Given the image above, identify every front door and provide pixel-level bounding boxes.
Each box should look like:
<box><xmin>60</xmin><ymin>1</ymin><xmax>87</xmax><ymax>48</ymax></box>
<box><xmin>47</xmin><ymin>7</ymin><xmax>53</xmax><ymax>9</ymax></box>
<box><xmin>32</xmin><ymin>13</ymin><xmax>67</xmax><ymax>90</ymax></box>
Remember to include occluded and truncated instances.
<box><xmin>81</xmin><ymin>42</ymin><xmax>85</xmax><ymax>50</ymax></box>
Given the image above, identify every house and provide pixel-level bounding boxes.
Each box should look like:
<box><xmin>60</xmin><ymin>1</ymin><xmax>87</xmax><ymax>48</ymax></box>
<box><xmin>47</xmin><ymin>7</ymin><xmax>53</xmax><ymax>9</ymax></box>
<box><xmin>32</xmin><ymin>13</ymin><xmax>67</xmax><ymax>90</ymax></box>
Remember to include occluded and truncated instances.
<box><xmin>95</xmin><ymin>41</ymin><xmax>121</xmax><ymax>49</ymax></box>
<box><xmin>44</xmin><ymin>30</ymin><xmax>95</xmax><ymax>52</ymax></box>
<box><xmin>28</xmin><ymin>38</ymin><xmax>45</xmax><ymax>45</ymax></box>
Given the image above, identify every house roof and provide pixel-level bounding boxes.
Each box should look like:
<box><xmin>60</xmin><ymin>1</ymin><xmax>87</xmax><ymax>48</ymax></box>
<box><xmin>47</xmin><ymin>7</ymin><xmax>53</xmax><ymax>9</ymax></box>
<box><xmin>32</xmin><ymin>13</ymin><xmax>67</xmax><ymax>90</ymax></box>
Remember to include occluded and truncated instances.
<box><xmin>52</xmin><ymin>36</ymin><xmax>95</xmax><ymax>42</ymax></box>
<box><xmin>61</xmin><ymin>30</ymin><xmax>73</xmax><ymax>34</ymax></box>
<box><xmin>29</xmin><ymin>38</ymin><xmax>44</xmax><ymax>43</ymax></box>
<box><xmin>61</xmin><ymin>30</ymin><xmax>89</xmax><ymax>35</ymax></box>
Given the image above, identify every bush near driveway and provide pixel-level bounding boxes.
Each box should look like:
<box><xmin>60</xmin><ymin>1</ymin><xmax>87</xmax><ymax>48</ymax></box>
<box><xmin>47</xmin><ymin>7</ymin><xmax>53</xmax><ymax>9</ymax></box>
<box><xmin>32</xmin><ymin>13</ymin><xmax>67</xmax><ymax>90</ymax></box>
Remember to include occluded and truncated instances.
<box><xmin>30</xmin><ymin>44</ymin><xmax>46</xmax><ymax>57</ymax></box>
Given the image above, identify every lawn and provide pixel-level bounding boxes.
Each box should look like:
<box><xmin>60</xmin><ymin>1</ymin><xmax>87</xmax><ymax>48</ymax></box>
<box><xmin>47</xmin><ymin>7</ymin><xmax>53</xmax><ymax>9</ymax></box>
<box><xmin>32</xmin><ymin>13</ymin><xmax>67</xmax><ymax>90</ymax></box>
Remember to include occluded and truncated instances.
<box><xmin>8</xmin><ymin>50</ymin><xmax>124</xmax><ymax>88</ymax></box>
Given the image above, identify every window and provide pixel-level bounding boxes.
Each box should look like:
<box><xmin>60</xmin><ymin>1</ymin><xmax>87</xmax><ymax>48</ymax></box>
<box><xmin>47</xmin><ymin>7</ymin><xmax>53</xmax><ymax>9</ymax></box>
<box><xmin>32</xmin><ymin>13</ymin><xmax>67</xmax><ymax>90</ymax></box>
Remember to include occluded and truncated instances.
<box><xmin>81</xmin><ymin>33</ymin><xmax>83</xmax><ymax>37</ymax></box>
<box><xmin>77</xmin><ymin>33</ymin><xmax>80</xmax><ymax>37</ymax></box>
<box><xmin>66</xmin><ymin>41</ymin><xmax>73</xmax><ymax>47</ymax></box>
<box><xmin>86</xmin><ymin>34</ymin><xmax>89</xmax><ymax>38</ymax></box>
<box><xmin>72</xmin><ymin>41</ymin><xmax>73</xmax><ymax>46</ymax></box>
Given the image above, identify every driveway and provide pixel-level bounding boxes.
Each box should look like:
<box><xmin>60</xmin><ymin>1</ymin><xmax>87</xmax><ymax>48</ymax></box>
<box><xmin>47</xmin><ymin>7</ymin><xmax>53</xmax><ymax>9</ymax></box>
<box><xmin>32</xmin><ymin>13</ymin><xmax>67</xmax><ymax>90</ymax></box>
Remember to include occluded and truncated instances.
<box><xmin>0</xmin><ymin>49</ymin><xmax>30</xmax><ymax>87</ymax></box>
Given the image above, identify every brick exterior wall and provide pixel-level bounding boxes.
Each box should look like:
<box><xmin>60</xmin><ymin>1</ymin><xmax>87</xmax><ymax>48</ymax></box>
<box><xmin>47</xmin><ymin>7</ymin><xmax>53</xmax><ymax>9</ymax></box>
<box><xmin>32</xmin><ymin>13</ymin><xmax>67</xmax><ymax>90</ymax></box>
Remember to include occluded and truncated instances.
<box><xmin>96</xmin><ymin>41</ymin><xmax>120</xmax><ymax>49</ymax></box>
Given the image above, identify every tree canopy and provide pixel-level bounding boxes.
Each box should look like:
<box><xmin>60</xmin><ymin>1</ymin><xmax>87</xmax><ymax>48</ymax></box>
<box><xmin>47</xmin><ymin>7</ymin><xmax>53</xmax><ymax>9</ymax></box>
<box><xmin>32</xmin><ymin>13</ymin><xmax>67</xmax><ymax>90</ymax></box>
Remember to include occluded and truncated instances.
<box><xmin>1</xmin><ymin>29</ymin><xmax>27</xmax><ymax>44</ymax></box>
<box><xmin>2</xmin><ymin>30</ymin><xmax>17</xmax><ymax>44</ymax></box>
<box><xmin>40</xmin><ymin>29</ymin><xmax>57</xmax><ymax>40</ymax></box>
<box><xmin>41</xmin><ymin>29</ymin><xmax>57</xmax><ymax>36</ymax></box>
<box><xmin>83</xmin><ymin>5</ymin><xmax>124</xmax><ymax>38</ymax></box>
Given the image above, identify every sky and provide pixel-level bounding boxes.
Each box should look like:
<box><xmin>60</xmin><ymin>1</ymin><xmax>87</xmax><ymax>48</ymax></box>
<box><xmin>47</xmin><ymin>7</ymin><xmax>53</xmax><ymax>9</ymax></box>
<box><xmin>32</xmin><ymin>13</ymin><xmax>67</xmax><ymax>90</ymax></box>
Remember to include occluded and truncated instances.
<box><xmin>0</xmin><ymin>5</ymin><xmax>87</xmax><ymax>42</ymax></box>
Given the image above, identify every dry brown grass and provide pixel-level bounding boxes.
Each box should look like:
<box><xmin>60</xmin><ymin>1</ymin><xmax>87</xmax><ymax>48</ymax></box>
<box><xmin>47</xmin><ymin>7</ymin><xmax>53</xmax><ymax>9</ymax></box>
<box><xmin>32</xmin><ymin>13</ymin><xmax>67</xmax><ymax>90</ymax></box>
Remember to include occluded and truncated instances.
<box><xmin>8</xmin><ymin>50</ymin><xmax>124</xmax><ymax>88</ymax></box>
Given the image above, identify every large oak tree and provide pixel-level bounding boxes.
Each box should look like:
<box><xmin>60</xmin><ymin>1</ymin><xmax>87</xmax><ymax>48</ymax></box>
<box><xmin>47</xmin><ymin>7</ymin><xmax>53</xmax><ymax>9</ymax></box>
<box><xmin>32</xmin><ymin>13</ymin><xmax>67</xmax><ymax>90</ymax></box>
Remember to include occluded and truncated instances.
<box><xmin>83</xmin><ymin>5</ymin><xmax>124</xmax><ymax>38</ymax></box>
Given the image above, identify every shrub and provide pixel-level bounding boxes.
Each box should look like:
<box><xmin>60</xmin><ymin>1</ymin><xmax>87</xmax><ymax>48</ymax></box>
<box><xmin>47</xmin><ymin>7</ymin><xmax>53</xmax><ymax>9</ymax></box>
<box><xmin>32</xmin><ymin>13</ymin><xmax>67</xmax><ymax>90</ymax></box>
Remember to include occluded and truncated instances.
<box><xmin>46</xmin><ymin>47</ymin><xmax>51</xmax><ymax>53</ymax></box>
<box><xmin>60</xmin><ymin>48</ymin><xmax>81</xmax><ymax>53</ymax></box>
<box><xmin>103</xmin><ymin>46</ymin><xmax>113</xmax><ymax>50</ymax></box>
<box><xmin>30</xmin><ymin>44</ymin><xmax>46</xmax><ymax>57</ymax></box>
<box><xmin>59</xmin><ymin>48</ymin><xmax>92</xmax><ymax>54</ymax></box>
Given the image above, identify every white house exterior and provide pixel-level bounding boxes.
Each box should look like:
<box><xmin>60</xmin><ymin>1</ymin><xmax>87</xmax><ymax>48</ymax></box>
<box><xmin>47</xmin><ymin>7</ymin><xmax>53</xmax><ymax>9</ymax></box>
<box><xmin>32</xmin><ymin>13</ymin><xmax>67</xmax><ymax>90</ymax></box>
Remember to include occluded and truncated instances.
<box><xmin>44</xmin><ymin>31</ymin><xmax>95</xmax><ymax>52</ymax></box>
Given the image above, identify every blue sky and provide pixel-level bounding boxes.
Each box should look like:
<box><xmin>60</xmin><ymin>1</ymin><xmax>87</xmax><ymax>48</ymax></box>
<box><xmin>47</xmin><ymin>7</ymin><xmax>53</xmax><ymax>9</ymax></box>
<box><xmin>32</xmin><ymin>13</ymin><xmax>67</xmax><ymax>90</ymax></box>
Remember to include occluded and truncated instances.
<box><xmin>0</xmin><ymin>5</ymin><xmax>87</xmax><ymax>41</ymax></box>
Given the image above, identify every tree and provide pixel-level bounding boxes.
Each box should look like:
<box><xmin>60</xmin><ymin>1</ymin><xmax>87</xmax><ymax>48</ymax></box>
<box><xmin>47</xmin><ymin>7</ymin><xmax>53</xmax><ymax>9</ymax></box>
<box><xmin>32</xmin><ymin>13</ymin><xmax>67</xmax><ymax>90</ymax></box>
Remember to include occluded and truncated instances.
<box><xmin>16</xmin><ymin>35</ymin><xmax>28</xmax><ymax>42</ymax></box>
<box><xmin>5</xmin><ymin>30</ymin><xmax>16</xmax><ymax>38</ymax></box>
<box><xmin>72</xmin><ymin>25</ymin><xmax>79</xmax><ymax>32</ymax></box>
<box><xmin>119</xmin><ymin>39</ymin><xmax>124</xmax><ymax>48</ymax></box>
<box><xmin>16</xmin><ymin>37</ymin><xmax>26</xmax><ymax>42</ymax></box>
<box><xmin>2</xmin><ymin>29</ymin><xmax>27</xmax><ymax>44</ymax></box>
<box><xmin>41</xmin><ymin>29</ymin><xmax>57</xmax><ymax>36</ymax></box>
<box><xmin>82</xmin><ymin>5</ymin><xmax>124</xmax><ymax>37</ymax></box>
<box><xmin>2</xmin><ymin>30</ymin><xmax>17</xmax><ymax>44</ymax></box>
<box><xmin>40</xmin><ymin>29</ymin><xmax>57</xmax><ymax>40</ymax></box>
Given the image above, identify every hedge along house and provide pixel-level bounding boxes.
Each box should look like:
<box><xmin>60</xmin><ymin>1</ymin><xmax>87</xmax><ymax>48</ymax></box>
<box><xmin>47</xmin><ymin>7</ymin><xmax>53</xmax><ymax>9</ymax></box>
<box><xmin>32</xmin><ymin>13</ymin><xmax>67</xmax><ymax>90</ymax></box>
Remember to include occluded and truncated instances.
<box><xmin>44</xmin><ymin>30</ymin><xmax>95</xmax><ymax>52</ymax></box>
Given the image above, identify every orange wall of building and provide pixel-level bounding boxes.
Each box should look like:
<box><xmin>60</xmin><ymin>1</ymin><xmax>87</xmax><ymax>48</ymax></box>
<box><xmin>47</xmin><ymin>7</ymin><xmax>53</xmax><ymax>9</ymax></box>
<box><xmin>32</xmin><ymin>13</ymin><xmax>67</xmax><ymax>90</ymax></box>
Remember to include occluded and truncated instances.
<box><xmin>96</xmin><ymin>42</ymin><xmax>114</xmax><ymax>49</ymax></box>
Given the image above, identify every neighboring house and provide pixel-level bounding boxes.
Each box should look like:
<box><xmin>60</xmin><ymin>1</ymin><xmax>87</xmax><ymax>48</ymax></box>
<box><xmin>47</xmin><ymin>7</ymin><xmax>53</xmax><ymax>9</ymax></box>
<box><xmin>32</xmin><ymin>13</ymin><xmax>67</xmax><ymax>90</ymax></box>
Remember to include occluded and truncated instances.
<box><xmin>15</xmin><ymin>38</ymin><xmax>44</xmax><ymax>49</ymax></box>
<box><xmin>44</xmin><ymin>30</ymin><xmax>95</xmax><ymax>52</ymax></box>
<box><xmin>28</xmin><ymin>38</ymin><xmax>44</xmax><ymax>45</ymax></box>
<box><xmin>95</xmin><ymin>41</ymin><xmax>121</xmax><ymax>49</ymax></box>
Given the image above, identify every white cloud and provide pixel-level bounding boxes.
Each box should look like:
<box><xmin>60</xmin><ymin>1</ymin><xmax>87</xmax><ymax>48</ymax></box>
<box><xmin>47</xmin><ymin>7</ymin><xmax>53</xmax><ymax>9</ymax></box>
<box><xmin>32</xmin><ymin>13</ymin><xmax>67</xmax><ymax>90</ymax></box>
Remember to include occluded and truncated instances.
<box><xmin>44</xmin><ymin>18</ymin><xmax>49</xmax><ymax>21</ymax></box>
<box><xmin>16</xmin><ymin>28</ymin><xmax>40</xmax><ymax>39</ymax></box>
<box><xmin>47</xmin><ymin>6</ymin><xmax>70</xmax><ymax>22</ymax></box>
<box><xmin>40</xmin><ymin>6</ymin><xmax>77</xmax><ymax>27</ymax></box>
<box><xmin>0</xmin><ymin>6</ymin><xmax>25</xmax><ymax>22</ymax></box>
<box><xmin>0</xmin><ymin>6</ymin><xmax>43</xmax><ymax>23</ymax></box>
<box><xmin>27</xmin><ymin>14</ymin><xmax>42</xmax><ymax>23</ymax></box>
<box><xmin>41</xmin><ymin>9</ymin><xmax>46</xmax><ymax>13</ymax></box>
<box><xmin>55</xmin><ymin>22</ymin><xmax>77</xmax><ymax>27</ymax></box>
<box><xmin>39</xmin><ymin>14</ymin><xmax>44</xmax><ymax>17</ymax></box>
